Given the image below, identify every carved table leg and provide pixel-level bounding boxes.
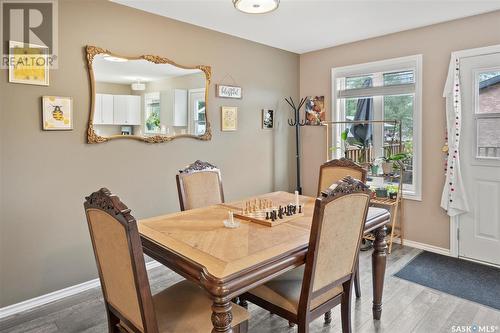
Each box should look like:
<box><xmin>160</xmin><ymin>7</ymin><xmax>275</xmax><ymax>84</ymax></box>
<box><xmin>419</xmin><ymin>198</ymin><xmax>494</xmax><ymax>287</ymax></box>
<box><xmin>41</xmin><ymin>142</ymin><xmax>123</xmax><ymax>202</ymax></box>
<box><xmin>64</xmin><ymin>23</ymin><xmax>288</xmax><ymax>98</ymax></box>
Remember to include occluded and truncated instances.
<box><xmin>372</xmin><ymin>225</ymin><xmax>387</xmax><ymax>320</ymax></box>
<box><xmin>212</xmin><ymin>299</ymin><xmax>233</xmax><ymax>333</ymax></box>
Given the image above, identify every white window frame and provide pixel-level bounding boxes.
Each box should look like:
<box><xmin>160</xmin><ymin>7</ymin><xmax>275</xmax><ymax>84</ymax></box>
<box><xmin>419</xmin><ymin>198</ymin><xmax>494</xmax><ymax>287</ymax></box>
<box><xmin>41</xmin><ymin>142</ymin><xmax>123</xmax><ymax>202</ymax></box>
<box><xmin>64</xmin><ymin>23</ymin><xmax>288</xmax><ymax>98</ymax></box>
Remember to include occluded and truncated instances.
<box><xmin>473</xmin><ymin>67</ymin><xmax>500</xmax><ymax>161</ymax></box>
<box><xmin>188</xmin><ymin>88</ymin><xmax>206</xmax><ymax>135</ymax></box>
<box><xmin>144</xmin><ymin>92</ymin><xmax>161</xmax><ymax>134</ymax></box>
<box><xmin>331</xmin><ymin>54</ymin><xmax>423</xmax><ymax>201</ymax></box>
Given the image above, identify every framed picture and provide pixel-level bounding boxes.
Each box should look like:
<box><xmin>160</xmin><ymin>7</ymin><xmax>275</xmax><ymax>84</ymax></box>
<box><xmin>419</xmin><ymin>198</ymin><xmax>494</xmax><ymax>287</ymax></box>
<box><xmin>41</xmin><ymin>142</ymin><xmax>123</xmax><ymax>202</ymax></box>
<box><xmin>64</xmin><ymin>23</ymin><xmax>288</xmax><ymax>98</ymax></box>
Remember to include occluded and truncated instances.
<box><xmin>262</xmin><ymin>109</ymin><xmax>274</xmax><ymax>129</ymax></box>
<box><xmin>216</xmin><ymin>84</ymin><xmax>242</xmax><ymax>99</ymax></box>
<box><xmin>221</xmin><ymin>106</ymin><xmax>238</xmax><ymax>131</ymax></box>
<box><xmin>9</xmin><ymin>41</ymin><xmax>50</xmax><ymax>86</ymax></box>
<box><xmin>305</xmin><ymin>96</ymin><xmax>326</xmax><ymax>125</ymax></box>
<box><xmin>42</xmin><ymin>96</ymin><xmax>73</xmax><ymax>130</ymax></box>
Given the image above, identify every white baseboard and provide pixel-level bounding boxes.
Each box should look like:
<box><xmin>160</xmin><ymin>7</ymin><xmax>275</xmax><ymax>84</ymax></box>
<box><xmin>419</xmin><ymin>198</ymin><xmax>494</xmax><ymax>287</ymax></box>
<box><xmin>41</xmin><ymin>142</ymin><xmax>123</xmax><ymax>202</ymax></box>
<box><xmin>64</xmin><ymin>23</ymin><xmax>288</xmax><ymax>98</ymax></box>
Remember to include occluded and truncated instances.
<box><xmin>394</xmin><ymin>238</ymin><xmax>451</xmax><ymax>257</ymax></box>
<box><xmin>0</xmin><ymin>260</ymin><xmax>162</xmax><ymax>320</ymax></box>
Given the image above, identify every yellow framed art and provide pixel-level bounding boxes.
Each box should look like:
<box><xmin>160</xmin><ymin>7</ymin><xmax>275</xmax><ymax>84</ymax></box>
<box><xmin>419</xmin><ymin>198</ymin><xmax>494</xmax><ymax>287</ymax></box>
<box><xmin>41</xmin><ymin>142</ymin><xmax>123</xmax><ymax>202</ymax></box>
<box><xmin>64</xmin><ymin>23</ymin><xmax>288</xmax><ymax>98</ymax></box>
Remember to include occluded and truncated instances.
<box><xmin>42</xmin><ymin>96</ymin><xmax>73</xmax><ymax>130</ymax></box>
<box><xmin>8</xmin><ymin>41</ymin><xmax>50</xmax><ymax>86</ymax></box>
<box><xmin>221</xmin><ymin>106</ymin><xmax>238</xmax><ymax>131</ymax></box>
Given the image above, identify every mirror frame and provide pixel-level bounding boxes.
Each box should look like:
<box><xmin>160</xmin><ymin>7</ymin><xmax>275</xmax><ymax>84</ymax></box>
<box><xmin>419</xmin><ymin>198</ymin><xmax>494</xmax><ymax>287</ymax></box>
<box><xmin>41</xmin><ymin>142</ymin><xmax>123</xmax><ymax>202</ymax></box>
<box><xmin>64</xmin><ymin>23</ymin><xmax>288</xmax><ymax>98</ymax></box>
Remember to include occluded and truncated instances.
<box><xmin>85</xmin><ymin>45</ymin><xmax>212</xmax><ymax>143</ymax></box>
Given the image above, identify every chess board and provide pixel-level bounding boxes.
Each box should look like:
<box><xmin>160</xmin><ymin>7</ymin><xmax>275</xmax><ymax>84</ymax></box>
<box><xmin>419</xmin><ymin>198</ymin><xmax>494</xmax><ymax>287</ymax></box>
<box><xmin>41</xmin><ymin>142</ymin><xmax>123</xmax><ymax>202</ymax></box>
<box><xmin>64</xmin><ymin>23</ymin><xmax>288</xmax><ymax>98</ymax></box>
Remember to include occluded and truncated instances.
<box><xmin>230</xmin><ymin>197</ymin><xmax>305</xmax><ymax>227</ymax></box>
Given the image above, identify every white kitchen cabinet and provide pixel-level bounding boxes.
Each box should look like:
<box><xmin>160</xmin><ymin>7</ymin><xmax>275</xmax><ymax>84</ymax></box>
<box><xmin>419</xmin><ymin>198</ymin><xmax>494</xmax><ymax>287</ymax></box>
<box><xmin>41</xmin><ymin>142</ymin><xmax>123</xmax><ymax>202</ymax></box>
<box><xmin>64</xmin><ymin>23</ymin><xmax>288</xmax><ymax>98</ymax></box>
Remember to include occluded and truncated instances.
<box><xmin>113</xmin><ymin>95</ymin><xmax>128</xmax><ymax>124</ymax></box>
<box><xmin>127</xmin><ymin>96</ymin><xmax>141</xmax><ymax>125</ymax></box>
<box><xmin>101</xmin><ymin>94</ymin><xmax>114</xmax><ymax>124</ymax></box>
<box><xmin>94</xmin><ymin>94</ymin><xmax>102</xmax><ymax>124</ymax></box>
<box><xmin>94</xmin><ymin>94</ymin><xmax>114</xmax><ymax>124</ymax></box>
<box><xmin>113</xmin><ymin>95</ymin><xmax>141</xmax><ymax>125</ymax></box>
<box><xmin>173</xmin><ymin>89</ymin><xmax>188</xmax><ymax>127</ymax></box>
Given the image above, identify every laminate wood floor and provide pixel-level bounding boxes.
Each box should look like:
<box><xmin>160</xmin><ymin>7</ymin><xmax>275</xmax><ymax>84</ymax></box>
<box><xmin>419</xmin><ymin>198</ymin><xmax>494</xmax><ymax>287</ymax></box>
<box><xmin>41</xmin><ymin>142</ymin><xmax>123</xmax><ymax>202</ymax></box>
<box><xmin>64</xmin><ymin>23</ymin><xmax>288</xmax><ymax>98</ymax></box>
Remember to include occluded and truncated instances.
<box><xmin>1</xmin><ymin>246</ymin><xmax>499</xmax><ymax>333</ymax></box>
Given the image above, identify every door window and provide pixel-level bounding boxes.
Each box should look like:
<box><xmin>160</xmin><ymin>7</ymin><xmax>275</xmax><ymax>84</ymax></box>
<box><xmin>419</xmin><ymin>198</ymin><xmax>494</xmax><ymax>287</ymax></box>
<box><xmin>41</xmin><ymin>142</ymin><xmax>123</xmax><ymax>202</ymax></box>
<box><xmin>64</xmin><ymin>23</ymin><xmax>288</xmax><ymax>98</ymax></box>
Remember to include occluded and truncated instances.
<box><xmin>475</xmin><ymin>70</ymin><xmax>500</xmax><ymax>159</ymax></box>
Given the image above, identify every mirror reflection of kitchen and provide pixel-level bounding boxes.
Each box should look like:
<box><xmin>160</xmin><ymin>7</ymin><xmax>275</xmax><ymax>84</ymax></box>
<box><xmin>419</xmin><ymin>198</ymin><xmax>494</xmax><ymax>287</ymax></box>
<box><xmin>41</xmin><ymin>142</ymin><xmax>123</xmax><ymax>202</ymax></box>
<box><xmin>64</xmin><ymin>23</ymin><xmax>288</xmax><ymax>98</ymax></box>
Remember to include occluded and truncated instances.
<box><xmin>92</xmin><ymin>54</ymin><xmax>207</xmax><ymax>138</ymax></box>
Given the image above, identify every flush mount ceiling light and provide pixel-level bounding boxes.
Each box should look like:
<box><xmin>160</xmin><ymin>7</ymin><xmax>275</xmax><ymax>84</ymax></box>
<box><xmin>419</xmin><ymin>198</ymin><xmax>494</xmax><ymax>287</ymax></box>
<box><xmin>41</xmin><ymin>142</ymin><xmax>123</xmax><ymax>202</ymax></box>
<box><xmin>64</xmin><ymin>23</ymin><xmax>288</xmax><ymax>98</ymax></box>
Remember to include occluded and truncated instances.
<box><xmin>232</xmin><ymin>0</ymin><xmax>279</xmax><ymax>14</ymax></box>
<box><xmin>131</xmin><ymin>80</ymin><xmax>145</xmax><ymax>91</ymax></box>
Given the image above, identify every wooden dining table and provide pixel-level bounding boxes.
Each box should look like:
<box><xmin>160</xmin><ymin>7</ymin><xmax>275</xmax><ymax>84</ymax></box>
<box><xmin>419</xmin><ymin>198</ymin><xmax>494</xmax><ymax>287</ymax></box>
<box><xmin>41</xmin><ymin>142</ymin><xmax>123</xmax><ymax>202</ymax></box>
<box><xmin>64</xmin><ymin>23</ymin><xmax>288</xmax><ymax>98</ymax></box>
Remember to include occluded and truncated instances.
<box><xmin>138</xmin><ymin>191</ymin><xmax>390</xmax><ymax>333</ymax></box>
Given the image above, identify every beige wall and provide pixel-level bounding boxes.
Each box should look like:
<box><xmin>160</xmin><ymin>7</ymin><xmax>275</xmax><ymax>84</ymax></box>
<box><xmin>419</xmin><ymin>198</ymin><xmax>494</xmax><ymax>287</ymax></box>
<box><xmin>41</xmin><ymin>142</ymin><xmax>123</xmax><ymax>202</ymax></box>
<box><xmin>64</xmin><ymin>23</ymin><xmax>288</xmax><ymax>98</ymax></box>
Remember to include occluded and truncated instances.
<box><xmin>300</xmin><ymin>10</ymin><xmax>500</xmax><ymax>250</ymax></box>
<box><xmin>95</xmin><ymin>82</ymin><xmax>132</xmax><ymax>95</ymax></box>
<box><xmin>0</xmin><ymin>0</ymin><xmax>298</xmax><ymax>307</ymax></box>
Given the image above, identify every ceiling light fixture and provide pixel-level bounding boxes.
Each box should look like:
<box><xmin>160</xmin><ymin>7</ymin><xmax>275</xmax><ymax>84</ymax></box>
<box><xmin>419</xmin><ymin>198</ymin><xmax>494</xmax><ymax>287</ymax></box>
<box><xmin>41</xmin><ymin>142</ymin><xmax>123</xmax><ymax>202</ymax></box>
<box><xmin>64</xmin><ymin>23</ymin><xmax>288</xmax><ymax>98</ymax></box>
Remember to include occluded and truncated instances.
<box><xmin>232</xmin><ymin>0</ymin><xmax>279</xmax><ymax>14</ymax></box>
<box><xmin>131</xmin><ymin>80</ymin><xmax>145</xmax><ymax>91</ymax></box>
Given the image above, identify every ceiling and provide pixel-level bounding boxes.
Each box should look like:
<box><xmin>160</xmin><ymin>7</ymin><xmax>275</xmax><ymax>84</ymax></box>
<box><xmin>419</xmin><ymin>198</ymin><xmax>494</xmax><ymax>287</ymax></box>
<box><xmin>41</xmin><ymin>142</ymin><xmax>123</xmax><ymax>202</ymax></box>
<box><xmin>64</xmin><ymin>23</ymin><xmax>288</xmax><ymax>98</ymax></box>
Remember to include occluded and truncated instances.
<box><xmin>93</xmin><ymin>56</ymin><xmax>201</xmax><ymax>84</ymax></box>
<box><xmin>112</xmin><ymin>0</ymin><xmax>500</xmax><ymax>54</ymax></box>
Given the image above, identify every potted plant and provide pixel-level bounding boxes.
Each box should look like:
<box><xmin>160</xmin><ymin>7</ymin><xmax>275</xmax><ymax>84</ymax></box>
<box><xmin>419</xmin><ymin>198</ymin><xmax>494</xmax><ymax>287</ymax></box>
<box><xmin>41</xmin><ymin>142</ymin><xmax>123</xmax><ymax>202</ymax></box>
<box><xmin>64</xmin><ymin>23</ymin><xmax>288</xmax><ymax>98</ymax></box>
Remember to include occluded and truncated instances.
<box><xmin>375</xmin><ymin>187</ymin><xmax>388</xmax><ymax>198</ymax></box>
<box><xmin>386</xmin><ymin>184</ymin><xmax>399</xmax><ymax>199</ymax></box>
<box><xmin>381</xmin><ymin>151</ymin><xmax>410</xmax><ymax>175</ymax></box>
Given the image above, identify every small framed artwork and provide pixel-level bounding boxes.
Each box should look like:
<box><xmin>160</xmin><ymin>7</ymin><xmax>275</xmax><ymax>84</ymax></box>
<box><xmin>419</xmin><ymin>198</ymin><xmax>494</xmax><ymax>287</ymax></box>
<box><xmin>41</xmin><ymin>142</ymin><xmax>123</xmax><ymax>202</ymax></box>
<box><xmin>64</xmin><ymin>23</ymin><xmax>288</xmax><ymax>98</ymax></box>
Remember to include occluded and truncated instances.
<box><xmin>9</xmin><ymin>41</ymin><xmax>50</xmax><ymax>86</ymax></box>
<box><xmin>42</xmin><ymin>96</ymin><xmax>73</xmax><ymax>130</ymax></box>
<box><xmin>305</xmin><ymin>96</ymin><xmax>326</xmax><ymax>125</ymax></box>
<box><xmin>221</xmin><ymin>106</ymin><xmax>238</xmax><ymax>131</ymax></box>
<box><xmin>262</xmin><ymin>109</ymin><xmax>274</xmax><ymax>130</ymax></box>
<box><xmin>216</xmin><ymin>84</ymin><xmax>242</xmax><ymax>99</ymax></box>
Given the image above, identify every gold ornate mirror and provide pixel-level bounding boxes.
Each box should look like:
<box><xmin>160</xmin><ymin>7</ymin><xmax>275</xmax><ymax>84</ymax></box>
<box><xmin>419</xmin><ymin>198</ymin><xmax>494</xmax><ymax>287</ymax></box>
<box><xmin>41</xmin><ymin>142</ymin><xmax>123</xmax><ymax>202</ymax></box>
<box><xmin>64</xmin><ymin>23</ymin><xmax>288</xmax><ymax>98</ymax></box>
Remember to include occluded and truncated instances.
<box><xmin>86</xmin><ymin>46</ymin><xmax>211</xmax><ymax>143</ymax></box>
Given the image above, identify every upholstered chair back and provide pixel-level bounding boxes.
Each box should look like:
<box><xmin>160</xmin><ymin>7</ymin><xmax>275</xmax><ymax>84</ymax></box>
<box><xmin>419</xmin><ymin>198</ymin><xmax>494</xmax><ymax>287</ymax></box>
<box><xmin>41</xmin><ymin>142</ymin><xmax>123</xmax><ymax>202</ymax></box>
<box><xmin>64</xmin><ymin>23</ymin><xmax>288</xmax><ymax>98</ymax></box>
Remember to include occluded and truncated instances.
<box><xmin>301</xmin><ymin>177</ymin><xmax>370</xmax><ymax>308</ymax></box>
<box><xmin>84</xmin><ymin>188</ymin><xmax>158</xmax><ymax>333</ymax></box>
<box><xmin>317</xmin><ymin>158</ymin><xmax>366</xmax><ymax>196</ymax></box>
<box><xmin>176</xmin><ymin>160</ymin><xmax>224</xmax><ymax>211</ymax></box>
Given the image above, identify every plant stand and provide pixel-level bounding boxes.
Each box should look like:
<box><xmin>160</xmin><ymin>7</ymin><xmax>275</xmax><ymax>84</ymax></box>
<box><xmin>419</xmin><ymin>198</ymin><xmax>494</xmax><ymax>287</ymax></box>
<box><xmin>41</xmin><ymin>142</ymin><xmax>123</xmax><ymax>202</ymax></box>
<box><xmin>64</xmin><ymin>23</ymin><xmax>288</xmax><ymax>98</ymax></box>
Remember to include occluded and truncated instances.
<box><xmin>364</xmin><ymin>160</ymin><xmax>405</xmax><ymax>254</ymax></box>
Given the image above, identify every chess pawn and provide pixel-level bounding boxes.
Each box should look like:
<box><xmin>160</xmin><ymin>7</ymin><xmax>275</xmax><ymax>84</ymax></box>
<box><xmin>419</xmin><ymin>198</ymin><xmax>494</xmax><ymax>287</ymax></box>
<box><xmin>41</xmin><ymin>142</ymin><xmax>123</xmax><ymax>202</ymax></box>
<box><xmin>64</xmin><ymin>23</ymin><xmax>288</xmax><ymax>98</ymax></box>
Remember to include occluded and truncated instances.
<box><xmin>299</xmin><ymin>205</ymin><xmax>302</xmax><ymax>214</ymax></box>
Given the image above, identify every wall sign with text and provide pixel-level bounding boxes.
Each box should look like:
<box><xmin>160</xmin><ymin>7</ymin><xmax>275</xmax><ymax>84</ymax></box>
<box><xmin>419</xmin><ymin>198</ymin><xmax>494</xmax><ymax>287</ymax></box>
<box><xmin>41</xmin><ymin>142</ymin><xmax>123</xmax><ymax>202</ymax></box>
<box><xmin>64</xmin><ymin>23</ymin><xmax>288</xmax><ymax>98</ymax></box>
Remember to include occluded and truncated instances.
<box><xmin>216</xmin><ymin>84</ymin><xmax>242</xmax><ymax>99</ymax></box>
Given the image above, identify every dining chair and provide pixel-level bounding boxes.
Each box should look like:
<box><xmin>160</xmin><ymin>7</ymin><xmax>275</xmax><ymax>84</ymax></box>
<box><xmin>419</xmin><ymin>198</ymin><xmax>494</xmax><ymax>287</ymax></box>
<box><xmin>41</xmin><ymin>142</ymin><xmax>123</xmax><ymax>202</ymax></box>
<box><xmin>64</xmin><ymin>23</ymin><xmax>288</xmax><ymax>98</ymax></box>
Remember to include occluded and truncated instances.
<box><xmin>241</xmin><ymin>177</ymin><xmax>371</xmax><ymax>333</ymax></box>
<box><xmin>317</xmin><ymin>158</ymin><xmax>367</xmax><ymax>196</ymax></box>
<box><xmin>176</xmin><ymin>160</ymin><xmax>224</xmax><ymax>211</ymax></box>
<box><xmin>84</xmin><ymin>188</ymin><xmax>249</xmax><ymax>333</ymax></box>
<box><xmin>318</xmin><ymin>158</ymin><xmax>366</xmax><ymax>299</ymax></box>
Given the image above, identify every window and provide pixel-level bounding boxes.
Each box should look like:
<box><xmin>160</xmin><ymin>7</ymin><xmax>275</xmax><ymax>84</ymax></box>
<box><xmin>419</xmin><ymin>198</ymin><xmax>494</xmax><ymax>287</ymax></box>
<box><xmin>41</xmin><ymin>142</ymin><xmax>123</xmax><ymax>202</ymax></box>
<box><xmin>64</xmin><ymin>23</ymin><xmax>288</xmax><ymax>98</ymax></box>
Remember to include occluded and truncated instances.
<box><xmin>144</xmin><ymin>92</ymin><xmax>160</xmax><ymax>134</ymax></box>
<box><xmin>475</xmin><ymin>69</ymin><xmax>500</xmax><ymax>159</ymax></box>
<box><xmin>188</xmin><ymin>88</ymin><xmax>206</xmax><ymax>135</ymax></box>
<box><xmin>332</xmin><ymin>55</ymin><xmax>422</xmax><ymax>200</ymax></box>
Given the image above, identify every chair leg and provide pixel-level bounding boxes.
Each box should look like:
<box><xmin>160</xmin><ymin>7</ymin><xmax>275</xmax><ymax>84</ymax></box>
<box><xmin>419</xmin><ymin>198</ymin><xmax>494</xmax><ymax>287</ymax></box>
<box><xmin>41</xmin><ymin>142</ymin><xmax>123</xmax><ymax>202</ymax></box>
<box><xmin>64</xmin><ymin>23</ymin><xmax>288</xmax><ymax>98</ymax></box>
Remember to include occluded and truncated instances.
<box><xmin>354</xmin><ymin>261</ymin><xmax>361</xmax><ymax>298</ymax></box>
<box><xmin>341</xmin><ymin>280</ymin><xmax>353</xmax><ymax>333</ymax></box>
<box><xmin>297</xmin><ymin>322</ymin><xmax>309</xmax><ymax>333</ymax></box>
<box><xmin>324</xmin><ymin>310</ymin><xmax>332</xmax><ymax>324</ymax></box>
<box><xmin>106</xmin><ymin>307</ymin><xmax>120</xmax><ymax>333</ymax></box>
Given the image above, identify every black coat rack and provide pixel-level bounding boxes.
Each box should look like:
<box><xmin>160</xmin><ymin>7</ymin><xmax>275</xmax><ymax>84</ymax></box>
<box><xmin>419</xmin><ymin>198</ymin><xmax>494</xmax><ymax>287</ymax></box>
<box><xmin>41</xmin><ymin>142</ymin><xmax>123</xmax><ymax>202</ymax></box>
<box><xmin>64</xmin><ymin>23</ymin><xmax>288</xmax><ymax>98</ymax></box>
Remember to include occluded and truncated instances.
<box><xmin>286</xmin><ymin>97</ymin><xmax>306</xmax><ymax>195</ymax></box>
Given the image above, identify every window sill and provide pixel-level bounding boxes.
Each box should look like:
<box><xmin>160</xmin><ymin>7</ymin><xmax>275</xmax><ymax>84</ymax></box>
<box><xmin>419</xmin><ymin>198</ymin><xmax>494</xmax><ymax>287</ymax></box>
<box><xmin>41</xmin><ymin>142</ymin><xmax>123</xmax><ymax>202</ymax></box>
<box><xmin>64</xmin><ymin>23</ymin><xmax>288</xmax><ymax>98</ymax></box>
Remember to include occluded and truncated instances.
<box><xmin>402</xmin><ymin>191</ymin><xmax>422</xmax><ymax>201</ymax></box>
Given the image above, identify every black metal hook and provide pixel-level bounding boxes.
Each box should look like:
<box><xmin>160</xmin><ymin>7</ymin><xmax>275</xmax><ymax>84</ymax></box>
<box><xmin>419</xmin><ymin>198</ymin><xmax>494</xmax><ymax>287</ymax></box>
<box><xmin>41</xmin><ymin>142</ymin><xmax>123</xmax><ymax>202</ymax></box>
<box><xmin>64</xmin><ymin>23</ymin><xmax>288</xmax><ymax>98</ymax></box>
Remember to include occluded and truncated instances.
<box><xmin>286</xmin><ymin>96</ymin><xmax>307</xmax><ymax>127</ymax></box>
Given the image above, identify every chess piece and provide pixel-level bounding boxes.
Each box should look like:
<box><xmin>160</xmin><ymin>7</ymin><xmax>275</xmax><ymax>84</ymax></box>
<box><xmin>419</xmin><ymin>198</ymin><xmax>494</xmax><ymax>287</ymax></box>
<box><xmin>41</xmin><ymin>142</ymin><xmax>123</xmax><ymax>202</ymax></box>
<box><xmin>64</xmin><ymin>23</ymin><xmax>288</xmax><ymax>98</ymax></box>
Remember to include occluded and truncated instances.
<box><xmin>299</xmin><ymin>205</ymin><xmax>302</xmax><ymax>214</ymax></box>
<box><xmin>266</xmin><ymin>211</ymin><xmax>269</xmax><ymax>220</ymax></box>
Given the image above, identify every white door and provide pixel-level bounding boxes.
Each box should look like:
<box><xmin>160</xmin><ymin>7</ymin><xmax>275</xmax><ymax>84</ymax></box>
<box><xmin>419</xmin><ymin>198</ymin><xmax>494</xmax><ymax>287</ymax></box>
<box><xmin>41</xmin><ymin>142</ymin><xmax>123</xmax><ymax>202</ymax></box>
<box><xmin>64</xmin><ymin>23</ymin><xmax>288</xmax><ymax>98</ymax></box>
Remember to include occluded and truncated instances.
<box><xmin>459</xmin><ymin>53</ymin><xmax>500</xmax><ymax>266</ymax></box>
